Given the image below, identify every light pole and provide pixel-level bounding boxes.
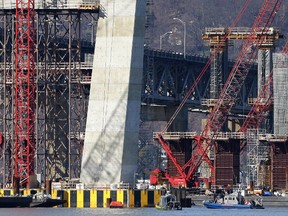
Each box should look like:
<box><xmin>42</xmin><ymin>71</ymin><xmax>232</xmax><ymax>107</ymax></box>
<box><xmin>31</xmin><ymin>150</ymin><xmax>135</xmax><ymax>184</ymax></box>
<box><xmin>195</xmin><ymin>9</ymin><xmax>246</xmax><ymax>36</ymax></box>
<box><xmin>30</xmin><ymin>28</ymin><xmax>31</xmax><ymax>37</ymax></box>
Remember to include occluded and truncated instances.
<box><xmin>173</xmin><ymin>17</ymin><xmax>186</xmax><ymax>58</ymax></box>
<box><xmin>160</xmin><ymin>31</ymin><xmax>172</xmax><ymax>50</ymax></box>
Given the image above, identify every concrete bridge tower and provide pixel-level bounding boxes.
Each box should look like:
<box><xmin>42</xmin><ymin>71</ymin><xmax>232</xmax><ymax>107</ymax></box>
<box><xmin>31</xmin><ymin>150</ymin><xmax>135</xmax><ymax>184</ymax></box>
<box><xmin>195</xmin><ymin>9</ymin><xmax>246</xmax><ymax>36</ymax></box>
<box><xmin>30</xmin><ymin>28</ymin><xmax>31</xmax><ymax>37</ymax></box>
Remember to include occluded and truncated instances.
<box><xmin>80</xmin><ymin>0</ymin><xmax>147</xmax><ymax>185</ymax></box>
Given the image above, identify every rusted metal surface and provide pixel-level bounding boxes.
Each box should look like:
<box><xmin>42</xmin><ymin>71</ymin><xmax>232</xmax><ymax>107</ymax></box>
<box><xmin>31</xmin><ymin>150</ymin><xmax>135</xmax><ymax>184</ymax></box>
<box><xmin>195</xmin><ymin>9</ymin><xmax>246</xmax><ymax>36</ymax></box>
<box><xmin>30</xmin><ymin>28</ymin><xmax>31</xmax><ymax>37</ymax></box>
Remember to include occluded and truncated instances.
<box><xmin>214</xmin><ymin>141</ymin><xmax>240</xmax><ymax>187</ymax></box>
<box><xmin>166</xmin><ymin>140</ymin><xmax>192</xmax><ymax>179</ymax></box>
<box><xmin>271</xmin><ymin>143</ymin><xmax>288</xmax><ymax>190</ymax></box>
<box><xmin>258</xmin><ymin>165</ymin><xmax>271</xmax><ymax>187</ymax></box>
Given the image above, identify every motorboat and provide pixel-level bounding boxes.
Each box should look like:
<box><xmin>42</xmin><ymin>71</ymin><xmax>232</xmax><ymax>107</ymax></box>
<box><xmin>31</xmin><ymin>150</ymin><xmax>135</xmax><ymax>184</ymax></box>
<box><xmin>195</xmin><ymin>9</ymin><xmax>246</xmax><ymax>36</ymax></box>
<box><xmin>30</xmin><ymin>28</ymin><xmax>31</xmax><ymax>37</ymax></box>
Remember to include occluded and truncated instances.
<box><xmin>203</xmin><ymin>192</ymin><xmax>264</xmax><ymax>209</ymax></box>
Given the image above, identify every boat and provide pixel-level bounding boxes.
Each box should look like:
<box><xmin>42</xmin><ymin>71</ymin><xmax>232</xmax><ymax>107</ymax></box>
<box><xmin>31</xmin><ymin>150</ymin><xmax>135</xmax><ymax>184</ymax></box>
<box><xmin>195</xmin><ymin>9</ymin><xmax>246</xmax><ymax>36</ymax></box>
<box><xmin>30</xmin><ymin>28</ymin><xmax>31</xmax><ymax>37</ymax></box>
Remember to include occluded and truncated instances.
<box><xmin>203</xmin><ymin>192</ymin><xmax>264</xmax><ymax>209</ymax></box>
<box><xmin>155</xmin><ymin>192</ymin><xmax>182</xmax><ymax>210</ymax></box>
<box><xmin>0</xmin><ymin>192</ymin><xmax>66</xmax><ymax>208</ymax></box>
<box><xmin>109</xmin><ymin>201</ymin><xmax>124</xmax><ymax>208</ymax></box>
<box><xmin>29</xmin><ymin>192</ymin><xmax>67</xmax><ymax>207</ymax></box>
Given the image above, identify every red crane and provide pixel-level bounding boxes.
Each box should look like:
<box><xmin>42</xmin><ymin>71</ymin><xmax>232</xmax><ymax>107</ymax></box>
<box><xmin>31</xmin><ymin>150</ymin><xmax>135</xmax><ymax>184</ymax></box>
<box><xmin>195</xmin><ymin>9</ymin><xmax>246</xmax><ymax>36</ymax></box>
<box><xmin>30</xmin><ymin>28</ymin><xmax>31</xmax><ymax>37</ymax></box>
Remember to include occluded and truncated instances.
<box><xmin>156</xmin><ymin>0</ymin><xmax>253</xmax><ymax>186</ymax></box>
<box><xmin>190</xmin><ymin>0</ymin><xmax>283</xmax><ymax>182</ymax></box>
<box><xmin>156</xmin><ymin>0</ymin><xmax>283</xmax><ymax>187</ymax></box>
<box><xmin>14</xmin><ymin>0</ymin><xmax>36</xmax><ymax>187</ymax></box>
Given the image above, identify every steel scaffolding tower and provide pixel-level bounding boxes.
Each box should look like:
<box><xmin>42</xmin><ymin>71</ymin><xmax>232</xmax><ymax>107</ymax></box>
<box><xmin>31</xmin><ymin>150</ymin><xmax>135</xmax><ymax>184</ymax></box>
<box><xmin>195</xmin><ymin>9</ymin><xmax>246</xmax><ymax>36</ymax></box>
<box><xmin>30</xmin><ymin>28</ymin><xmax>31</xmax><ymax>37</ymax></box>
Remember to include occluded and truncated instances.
<box><xmin>0</xmin><ymin>1</ymin><xmax>98</xmax><ymax>187</ymax></box>
<box><xmin>14</xmin><ymin>0</ymin><xmax>36</xmax><ymax>187</ymax></box>
<box><xmin>247</xmin><ymin>129</ymin><xmax>269</xmax><ymax>187</ymax></box>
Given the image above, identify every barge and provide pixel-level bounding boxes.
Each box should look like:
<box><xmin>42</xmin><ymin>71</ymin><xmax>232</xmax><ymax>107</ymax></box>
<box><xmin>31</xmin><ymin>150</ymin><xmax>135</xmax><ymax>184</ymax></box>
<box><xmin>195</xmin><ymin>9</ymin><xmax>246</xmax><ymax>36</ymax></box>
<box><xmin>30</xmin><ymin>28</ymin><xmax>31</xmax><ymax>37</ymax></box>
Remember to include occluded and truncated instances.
<box><xmin>0</xmin><ymin>193</ymin><xmax>66</xmax><ymax>208</ymax></box>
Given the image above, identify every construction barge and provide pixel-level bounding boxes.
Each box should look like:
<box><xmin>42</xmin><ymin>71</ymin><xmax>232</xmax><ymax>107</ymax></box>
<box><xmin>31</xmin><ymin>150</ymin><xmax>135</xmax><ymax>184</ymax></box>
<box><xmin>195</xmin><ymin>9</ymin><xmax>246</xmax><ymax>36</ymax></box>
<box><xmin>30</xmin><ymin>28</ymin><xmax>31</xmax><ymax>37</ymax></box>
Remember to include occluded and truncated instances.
<box><xmin>0</xmin><ymin>193</ymin><xmax>66</xmax><ymax>208</ymax></box>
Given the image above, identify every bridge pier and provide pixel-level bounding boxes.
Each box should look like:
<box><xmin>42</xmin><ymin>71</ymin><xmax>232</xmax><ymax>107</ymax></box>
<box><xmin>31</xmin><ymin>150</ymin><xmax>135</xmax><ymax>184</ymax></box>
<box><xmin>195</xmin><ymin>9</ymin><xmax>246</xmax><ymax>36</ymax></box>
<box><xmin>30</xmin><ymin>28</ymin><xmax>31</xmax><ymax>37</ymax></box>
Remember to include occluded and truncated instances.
<box><xmin>81</xmin><ymin>0</ymin><xmax>147</xmax><ymax>185</ymax></box>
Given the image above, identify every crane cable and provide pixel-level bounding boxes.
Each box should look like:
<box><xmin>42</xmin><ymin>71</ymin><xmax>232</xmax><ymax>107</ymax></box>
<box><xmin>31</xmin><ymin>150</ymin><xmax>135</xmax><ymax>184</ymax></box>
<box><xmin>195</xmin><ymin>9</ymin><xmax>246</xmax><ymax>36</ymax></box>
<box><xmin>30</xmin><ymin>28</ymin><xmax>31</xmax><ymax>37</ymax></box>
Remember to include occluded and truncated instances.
<box><xmin>160</xmin><ymin>0</ymin><xmax>253</xmax><ymax>135</ymax></box>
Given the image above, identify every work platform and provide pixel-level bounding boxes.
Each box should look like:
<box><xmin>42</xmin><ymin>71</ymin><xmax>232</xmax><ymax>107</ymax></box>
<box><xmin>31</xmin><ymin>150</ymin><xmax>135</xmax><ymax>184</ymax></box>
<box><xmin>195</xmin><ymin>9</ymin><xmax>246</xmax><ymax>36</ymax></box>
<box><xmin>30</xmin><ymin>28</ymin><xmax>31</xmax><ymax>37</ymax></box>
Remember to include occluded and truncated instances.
<box><xmin>153</xmin><ymin>131</ymin><xmax>288</xmax><ymax>142</ymax></box>
<box><xmin>202</xmin><ymin>27</ymin><xmax>283</xmax><ymax>48</ymax></box>
<box><xmin>0</xmin><ymin>0</ymin><xmax>100</xmax><ymax>10</ymax></box>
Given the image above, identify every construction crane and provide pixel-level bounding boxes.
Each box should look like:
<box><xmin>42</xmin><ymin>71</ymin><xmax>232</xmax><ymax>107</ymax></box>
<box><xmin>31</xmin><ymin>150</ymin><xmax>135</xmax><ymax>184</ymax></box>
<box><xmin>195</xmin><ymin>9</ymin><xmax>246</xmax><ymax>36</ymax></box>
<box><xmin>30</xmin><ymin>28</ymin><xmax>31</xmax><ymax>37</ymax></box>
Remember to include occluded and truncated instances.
<box><xmin>155</xmin><ymin>0</ymin><xmax>253</xmax><ymax>187</ymax></box>
<box><xmin>190</xmin><ymin>0</ymin><xmax>283</xmax><ymax>183</ymax></box>
<box><xmin>156</xmin><ymin>0</ymin><xmax>283</xmax><ymax>187</ymax></box>
<box><xmin>14</xmin><ymin>0</ymin><xmax>35</xmax><ymax>187</ymax></box>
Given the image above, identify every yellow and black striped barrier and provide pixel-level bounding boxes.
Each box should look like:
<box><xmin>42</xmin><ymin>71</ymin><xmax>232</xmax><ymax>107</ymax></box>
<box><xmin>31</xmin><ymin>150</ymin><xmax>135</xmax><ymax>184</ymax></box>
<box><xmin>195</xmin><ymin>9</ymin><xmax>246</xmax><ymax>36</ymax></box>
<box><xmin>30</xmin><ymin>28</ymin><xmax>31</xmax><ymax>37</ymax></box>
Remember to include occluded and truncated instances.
<box><xmin>0</xmin><ymin>188</ymin><xmax>187</xmax><ymax>208</ymax></box>
<box><xmin>0</xmin><ymin>189</ymin><xmax>44</xmax><ymax>196</ymax></box>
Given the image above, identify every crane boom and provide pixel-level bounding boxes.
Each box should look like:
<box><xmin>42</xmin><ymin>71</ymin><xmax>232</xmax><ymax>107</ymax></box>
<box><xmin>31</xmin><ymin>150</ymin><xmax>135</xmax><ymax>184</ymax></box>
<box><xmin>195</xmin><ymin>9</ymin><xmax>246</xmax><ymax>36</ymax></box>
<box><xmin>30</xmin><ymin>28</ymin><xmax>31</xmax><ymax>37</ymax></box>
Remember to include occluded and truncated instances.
<box><xmin>156</xmin><ymin>0</ymin><xmax>253</xmax><ymax>186</ymax></box>
<box><xmin>203</xmin><ymin>0</ymin><xmax>282</xmax><ymax>137</ymax></box>
<box><xmin>160</xmin><ymin>0</ymin><xmax>252</xmax><ymax>134</ymax></box>
<box><xmin>187</xmin><ymin>0</ymin><xmax>283</xmax><ymax>181</ymax></box>
<box><xmin>14</xmin><ymin>0</ymin><xmax>36</xmax><ymax>186</ymax></box>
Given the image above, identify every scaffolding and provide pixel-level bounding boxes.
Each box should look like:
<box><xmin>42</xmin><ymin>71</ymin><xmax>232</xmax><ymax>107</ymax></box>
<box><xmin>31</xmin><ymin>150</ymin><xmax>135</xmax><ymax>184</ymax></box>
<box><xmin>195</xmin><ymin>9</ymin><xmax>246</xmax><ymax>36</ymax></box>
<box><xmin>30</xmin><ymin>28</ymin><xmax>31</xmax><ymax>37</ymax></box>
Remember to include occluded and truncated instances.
<box><xmin>0</xmin><ymin>0</ymin><xmax>100</xmax><ymax>10</ymax></box>
<box><xmin>247</xmin><ymin>129</ymin><xmax>269</xmax><ymax>187</ymax></box>
<box><xmin>0</xmin><ymin>2</ymin><xmax>97</xmax><ymax>186</ymax></box>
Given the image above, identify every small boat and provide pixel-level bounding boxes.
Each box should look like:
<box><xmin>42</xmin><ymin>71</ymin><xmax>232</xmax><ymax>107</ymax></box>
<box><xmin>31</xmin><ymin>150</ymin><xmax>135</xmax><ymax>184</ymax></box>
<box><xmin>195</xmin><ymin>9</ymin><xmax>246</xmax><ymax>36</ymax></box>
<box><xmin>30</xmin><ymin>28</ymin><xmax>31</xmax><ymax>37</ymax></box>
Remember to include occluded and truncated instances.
<box><xmin>203</xmin><ymin>192</ymin><xmax>264</xmax><ymax>209</ymax></box>
<box><xmin>155</xmin><ymin>192</ymin><xmax>182</xmax><ymax>210</ymax></box>
<box><xmin>109</xmin><ymin>201</ymin><xmax>124</xmax><ymax>208</ymax></box>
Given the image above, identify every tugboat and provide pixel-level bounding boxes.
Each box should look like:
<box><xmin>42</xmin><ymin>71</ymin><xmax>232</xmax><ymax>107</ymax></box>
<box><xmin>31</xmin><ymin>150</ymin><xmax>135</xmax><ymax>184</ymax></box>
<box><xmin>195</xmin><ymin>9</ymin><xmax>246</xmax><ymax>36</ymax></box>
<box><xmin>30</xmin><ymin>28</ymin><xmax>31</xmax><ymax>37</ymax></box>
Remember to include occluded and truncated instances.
<box><xmin>155</xmin><ymin>192</ymin><xmax>182</xmax><ymax>210</ymax></box>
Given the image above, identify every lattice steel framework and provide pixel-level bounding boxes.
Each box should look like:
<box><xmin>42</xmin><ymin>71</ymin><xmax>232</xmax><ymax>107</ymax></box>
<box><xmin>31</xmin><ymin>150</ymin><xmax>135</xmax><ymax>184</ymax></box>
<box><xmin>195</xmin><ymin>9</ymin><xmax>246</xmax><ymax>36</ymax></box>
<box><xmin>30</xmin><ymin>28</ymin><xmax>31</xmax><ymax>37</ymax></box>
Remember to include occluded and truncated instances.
<box><xmin>14</xmin><ymin>0</ymin><xmax>36</xmax><ymax>186</ymax></box>
<box><xmin>195</xmin><ymin>0</ymin><xmax>283</xmax><ymax>181</ymax></box>
<box><xmin>142</xmin><ymin>49</ymin><xmax>257</xmax><ymax>111</ymax></box>
<box><xmin>0</xmin><ymin>6</ymin><xmax>97</xmax><ymax>187</ymax></box>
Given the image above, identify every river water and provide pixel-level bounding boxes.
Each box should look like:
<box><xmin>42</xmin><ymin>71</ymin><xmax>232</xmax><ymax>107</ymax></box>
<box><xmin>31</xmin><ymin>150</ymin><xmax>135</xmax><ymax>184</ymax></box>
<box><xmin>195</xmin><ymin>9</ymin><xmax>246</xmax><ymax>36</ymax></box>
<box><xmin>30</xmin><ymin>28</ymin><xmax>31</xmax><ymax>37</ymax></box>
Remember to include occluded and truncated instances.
<box><xmin>0</xmin><ymin>206</ymin><xmax>287</xmax><ymax>216</ymax></box>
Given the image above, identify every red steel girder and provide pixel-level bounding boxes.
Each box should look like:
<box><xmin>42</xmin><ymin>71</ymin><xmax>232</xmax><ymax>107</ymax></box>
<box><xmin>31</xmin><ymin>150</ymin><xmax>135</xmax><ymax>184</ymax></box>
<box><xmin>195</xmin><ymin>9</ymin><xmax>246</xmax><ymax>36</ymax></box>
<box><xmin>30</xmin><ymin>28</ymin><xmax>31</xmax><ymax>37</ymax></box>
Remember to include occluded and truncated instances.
<box><xmin>240</xmin><ymin>74</ymin><xmax>273</xmax><ymax>133</ymax></box>
<box><xmin>156</xmin><ymin>134</ymin><xmax>186</xmax><ymax>180</ymax></box>
<box><xmin>14</xmin><ymin>0</ymin><xmax>36</xmax><ymax>186</ymax></box>
<box><xmin>185</xmin><ymin>136</ymin><xmax>214</xmax><ymax>181</ymax></box>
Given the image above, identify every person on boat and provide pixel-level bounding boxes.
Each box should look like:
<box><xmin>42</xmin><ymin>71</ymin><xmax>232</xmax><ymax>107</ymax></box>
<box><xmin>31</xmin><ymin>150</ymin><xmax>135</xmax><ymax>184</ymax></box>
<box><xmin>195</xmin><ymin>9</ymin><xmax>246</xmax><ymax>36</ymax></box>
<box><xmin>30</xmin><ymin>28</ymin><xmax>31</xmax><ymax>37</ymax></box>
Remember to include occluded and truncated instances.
<box><xmin>237</xmin><ymin>191</ymin><xmax>245</xmax><ymax>204</ymax></box>
<box><xmin>213</xmin><ymin>192</ymin><xmax>217</xmax><ymax>203</ymax></box>
<box><xmin>220</xmin><ymin>191</ymin><xmax>225</xmax><ymax>203</ymax></box>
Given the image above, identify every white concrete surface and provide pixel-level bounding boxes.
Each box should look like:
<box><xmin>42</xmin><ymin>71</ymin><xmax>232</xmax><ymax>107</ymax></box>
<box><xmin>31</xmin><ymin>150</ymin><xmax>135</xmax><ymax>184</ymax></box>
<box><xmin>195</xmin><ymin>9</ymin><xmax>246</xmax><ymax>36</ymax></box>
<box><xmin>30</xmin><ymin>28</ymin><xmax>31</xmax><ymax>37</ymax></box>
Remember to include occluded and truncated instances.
<box><xmin>81</xmin><ymin>0</ymin><xmax>146</xmax><ymax>185</ymax></box>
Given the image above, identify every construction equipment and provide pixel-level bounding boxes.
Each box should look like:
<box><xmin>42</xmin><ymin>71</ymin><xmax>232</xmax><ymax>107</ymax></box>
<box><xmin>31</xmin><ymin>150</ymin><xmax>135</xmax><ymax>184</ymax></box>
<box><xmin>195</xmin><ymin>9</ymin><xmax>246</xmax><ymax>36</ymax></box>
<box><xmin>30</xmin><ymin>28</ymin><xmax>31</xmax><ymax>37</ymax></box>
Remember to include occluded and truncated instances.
<box><xmin>156</xmin><ymin>0</ymin><xmax>283</xmax><ymax>187</ymax></box>
<box><xmin>156</xmin><ymin>0</ymin><xmax>253</xmax><ymax>187</ymax></box>
<box><xmin>191</xmin><ymin>0</ymin><xmax>283</xmax><ymax>184</ymax></box>
<box><xmin>14</xmin><ymin>0</ymin><xmax>36</xmax><ymax>187</ymax></box>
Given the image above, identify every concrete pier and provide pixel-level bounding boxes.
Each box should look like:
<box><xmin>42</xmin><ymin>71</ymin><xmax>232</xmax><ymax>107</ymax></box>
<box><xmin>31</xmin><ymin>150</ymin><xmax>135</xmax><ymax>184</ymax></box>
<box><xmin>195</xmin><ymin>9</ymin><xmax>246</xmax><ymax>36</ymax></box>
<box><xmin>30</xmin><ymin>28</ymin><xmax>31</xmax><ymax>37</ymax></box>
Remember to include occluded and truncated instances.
<box><xmin>81</xmin><ymin>0</ymin><xmax>147</xmax><ymax>185</ymax></box>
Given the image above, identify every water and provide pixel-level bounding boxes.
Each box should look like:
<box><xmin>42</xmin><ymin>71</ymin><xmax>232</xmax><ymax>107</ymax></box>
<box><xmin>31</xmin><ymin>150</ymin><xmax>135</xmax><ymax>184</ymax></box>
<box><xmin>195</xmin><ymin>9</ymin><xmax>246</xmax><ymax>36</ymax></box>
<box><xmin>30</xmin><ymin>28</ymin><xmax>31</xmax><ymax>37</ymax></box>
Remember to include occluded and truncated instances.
<box><xmin>0</xmin><ymin>206</ymin><xmax>287</xmax><ymax>216</ymax></box>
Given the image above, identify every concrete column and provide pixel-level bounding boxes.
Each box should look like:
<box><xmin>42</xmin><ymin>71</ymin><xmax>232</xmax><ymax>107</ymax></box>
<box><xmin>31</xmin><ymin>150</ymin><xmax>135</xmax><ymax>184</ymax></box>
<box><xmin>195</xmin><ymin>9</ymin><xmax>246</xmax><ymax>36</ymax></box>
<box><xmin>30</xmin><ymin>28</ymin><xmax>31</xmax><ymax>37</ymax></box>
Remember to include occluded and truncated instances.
<box><xmin>81</xmin><ymin>0</ymin><xmax>147</xmax><ymax>185</ymax></box>
<box><xmin>273</xmin><ymin>53</ymin><xmax>288</xmax><ymax>135</ymax></box>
